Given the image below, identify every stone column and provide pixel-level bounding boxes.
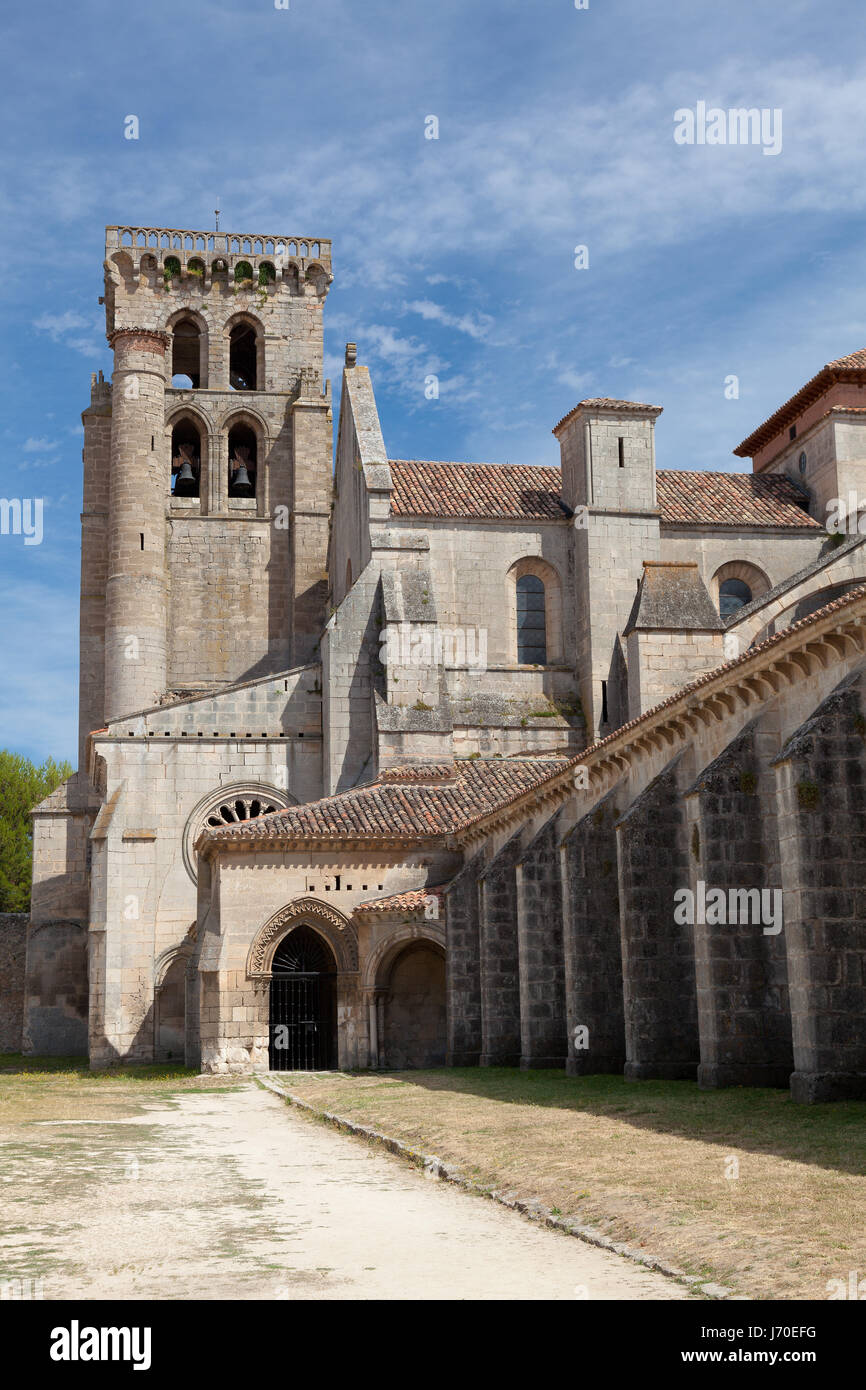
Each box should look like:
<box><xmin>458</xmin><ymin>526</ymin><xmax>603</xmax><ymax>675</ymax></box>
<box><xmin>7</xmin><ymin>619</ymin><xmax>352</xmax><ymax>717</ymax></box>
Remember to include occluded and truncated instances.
<box><xmin>617</xmin><ymin>756</ymin><xmax>699</xmax><ymax>1080</ymax></box>
<box><xmin>515</xmin><ymin>812</ymin><xmax>567</xmax><ymax>1068</ymax></box>
<box><xmin>686</xmin><ymin>718</ymin><xmax>792</xmax><ymax>1089</ymax></box>
<box><xmin>104</xmin><ymin>328</ymin><xmax>169</xmax><ymax>721</ymax></box>
<box><xmin>774</xmin><ymin>670</ymin><xmax>866</xmax><ymax>1102</ymax></box>
<box><xmin>445</xmin><ymin>857</ymin><xmax>483</xmax><ymax>1066</ymax></box>
<box><xmin>479</xmin><ymin>833</ymin><xmax>523</xmax><ymax>1067</ymax></box>
<box><xmin>560</xmin><ymin>787</ymin><xmax>626</xmax><ymax>1075</ymax></box>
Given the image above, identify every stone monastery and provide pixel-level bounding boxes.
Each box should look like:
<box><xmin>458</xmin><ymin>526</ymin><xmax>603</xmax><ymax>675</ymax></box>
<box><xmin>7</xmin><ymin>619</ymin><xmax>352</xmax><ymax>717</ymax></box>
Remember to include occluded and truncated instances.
<box><xmin>17</xmin><ymin>223</ymin><xmax>866</xmax><ymax>1101</ymax></box>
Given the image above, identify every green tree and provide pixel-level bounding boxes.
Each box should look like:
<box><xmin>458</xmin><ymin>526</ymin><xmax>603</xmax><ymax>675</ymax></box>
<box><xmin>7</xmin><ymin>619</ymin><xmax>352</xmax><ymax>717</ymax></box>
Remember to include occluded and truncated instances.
<box><xmin>0</xmin><ymin>752</ymin><xmax>72</xmax><ymax>912</ymax></box>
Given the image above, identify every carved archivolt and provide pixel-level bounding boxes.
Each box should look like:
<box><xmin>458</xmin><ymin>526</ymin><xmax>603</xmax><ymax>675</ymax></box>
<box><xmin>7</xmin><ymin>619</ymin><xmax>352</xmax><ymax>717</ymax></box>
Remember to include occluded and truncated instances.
<box><xmin>246</xmin><ymin>897</ymin><xmax>359</xmax><ymax>977</ymax></box>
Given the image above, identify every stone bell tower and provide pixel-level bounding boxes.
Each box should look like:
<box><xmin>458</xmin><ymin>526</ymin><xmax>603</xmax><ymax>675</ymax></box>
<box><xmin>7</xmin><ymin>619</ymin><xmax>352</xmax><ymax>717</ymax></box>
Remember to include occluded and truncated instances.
<box><xmin>80</xmin><ymin>223</ymin><xmax>335</xmax><ymax>747</ymax></box>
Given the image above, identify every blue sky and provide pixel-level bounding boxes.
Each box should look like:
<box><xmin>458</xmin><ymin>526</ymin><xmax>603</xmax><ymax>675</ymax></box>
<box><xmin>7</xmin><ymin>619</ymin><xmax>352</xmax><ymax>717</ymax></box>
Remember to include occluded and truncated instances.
<box><xmin>3</xmin><ymin>0</ymin><xmax>866</xmax><ymax>763</ymax></box>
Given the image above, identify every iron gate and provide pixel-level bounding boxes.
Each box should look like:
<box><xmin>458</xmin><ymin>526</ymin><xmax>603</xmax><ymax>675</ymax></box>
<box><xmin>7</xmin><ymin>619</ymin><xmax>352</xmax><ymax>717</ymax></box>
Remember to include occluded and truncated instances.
<box><xmin>268</xmin><ymin>926</ymin><xmax>336</xmax><ymax>1071</ymax></box>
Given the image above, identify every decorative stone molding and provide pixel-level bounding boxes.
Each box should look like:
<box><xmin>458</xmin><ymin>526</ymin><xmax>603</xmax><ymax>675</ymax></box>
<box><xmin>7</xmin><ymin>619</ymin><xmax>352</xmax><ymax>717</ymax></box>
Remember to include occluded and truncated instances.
<box><xmin>107</xmin><ymin>327</ymin><xmax>170</xmax><ymax>353</ymax></box>
<box><xmin>247</xmin><ymin>898</ymin><xmax>358</xmax><ymax>978</ymax></box>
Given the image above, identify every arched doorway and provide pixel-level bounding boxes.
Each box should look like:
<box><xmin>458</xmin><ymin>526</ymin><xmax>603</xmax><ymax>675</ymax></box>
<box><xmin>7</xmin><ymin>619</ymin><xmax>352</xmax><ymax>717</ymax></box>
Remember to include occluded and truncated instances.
<box><xmin>269</xmin><ymin>926</ymin><xmax>337</xmax><ymax>1071</ymax></box>
<box><xmin>382</xmin><ymin>942</ymin><xmax>446</xmax><ymax>1069</ymax></box>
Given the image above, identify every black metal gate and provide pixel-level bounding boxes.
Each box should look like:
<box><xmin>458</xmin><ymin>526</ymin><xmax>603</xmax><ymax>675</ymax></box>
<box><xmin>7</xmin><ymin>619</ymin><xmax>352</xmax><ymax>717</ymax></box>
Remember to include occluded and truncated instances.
<box><xmin>268</xmin><ymin>926</ymin><xmax>336</xmax><ymax>1071</ymax></box>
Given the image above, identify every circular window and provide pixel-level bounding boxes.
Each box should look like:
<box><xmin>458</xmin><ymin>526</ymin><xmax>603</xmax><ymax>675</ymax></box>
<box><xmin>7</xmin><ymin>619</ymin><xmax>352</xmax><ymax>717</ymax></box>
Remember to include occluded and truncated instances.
<box><xmin>205</xmin><ymin>795</ymin><xmax>277</xmax><ymax>828</ymax></box>
<box><xmin>182</xmin><ymin>783</ymin><xmax>294</xmax><ymax>882</ymax></box>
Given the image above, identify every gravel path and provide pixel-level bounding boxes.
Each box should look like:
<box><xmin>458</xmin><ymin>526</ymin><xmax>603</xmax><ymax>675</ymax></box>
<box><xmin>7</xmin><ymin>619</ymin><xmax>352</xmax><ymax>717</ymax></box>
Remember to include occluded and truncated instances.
<box><xmin>3</xmin><ymin>1082</ymin><xmax>688</xmax><ymax>1300</ymax></box>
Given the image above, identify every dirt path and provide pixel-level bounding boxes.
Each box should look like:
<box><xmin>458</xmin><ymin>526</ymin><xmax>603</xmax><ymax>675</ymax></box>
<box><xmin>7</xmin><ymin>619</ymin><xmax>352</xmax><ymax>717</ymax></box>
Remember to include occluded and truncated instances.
<box><xmin>1</xmin><ymin>1081</ymin><xmax>688</xmax><ymax>1300</ymax></box>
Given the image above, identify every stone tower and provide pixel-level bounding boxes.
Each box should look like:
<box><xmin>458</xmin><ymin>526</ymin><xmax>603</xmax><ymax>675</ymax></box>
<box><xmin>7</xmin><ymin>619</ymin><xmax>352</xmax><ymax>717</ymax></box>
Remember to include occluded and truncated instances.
<box><xmin>81</xmin><ymin>223</ymin><xmax>334</xmax><ymax>748</ymax></box>
<box><xmin>555</xmin><ymin>398</ymin><xmax>663</xmax><ymax>739</ymax></box>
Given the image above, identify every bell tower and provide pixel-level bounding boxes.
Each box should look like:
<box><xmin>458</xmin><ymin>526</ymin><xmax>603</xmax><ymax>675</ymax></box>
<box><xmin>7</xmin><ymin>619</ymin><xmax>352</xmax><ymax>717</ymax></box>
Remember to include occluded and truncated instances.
<box><xmin>81</xmin><ymin>223</ymin><xmax>334</xmax><ymax>741</ymax></box>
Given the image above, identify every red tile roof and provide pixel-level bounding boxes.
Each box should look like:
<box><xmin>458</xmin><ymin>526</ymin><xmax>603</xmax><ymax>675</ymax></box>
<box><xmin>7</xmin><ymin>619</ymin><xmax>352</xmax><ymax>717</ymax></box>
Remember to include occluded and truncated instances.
<box><xmin>734</xmin><ymin>349</ymin><xmax>866</xmax><ymax>457</ymax></box>
<box><xmin>387</xmin><ymin>459</ymin><xmax>819</xmax><ymax>528</ymax></box>
<box><xmin>354</xmin><ymin>886</ymin><xmax>445</xmax><ymax>915</ymax></box>
<box><xmin>389</xmin><ymin>460</ymin><xmax>568</xmax><ymax>520</ymax></box>
<box><xmin>553</xmin><ymin>397</ymin><xmax>663</xmax><ymax>434</ymax></box>
<box><xmin>199</xmin><ymin>757</ymin><xmax>570</xmax><ymax>847</ymax></box>
<box><xmin>656</xmin><ymin>470</ymin><xmax>819</xmax><ymax>528</ymax></box>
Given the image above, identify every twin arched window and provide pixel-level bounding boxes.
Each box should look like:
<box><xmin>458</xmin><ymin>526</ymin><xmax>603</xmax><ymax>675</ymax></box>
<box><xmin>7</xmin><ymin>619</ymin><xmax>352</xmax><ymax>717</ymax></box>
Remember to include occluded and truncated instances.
<box><xmin>169</xmin><ymin>416</ymin><xmax>259</xmax><ymax>503</ymax></box>
<box><xmin>516</xmin><ymin>573</ymin><xmax>547</xmax><ymax>664</ymax></box>
<box><xmin>168</xmin><ymin>315</ymin><xmax>261</xmax><ymax>391</ymax></box>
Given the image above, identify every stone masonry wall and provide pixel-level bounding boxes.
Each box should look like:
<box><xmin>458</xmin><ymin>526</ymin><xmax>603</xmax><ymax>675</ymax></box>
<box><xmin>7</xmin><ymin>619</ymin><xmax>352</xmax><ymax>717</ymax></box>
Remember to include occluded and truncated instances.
<box><xmin>0</xmin><ymin>915</ymin><xmax>27</xmax><ymax>1052</ymax></box>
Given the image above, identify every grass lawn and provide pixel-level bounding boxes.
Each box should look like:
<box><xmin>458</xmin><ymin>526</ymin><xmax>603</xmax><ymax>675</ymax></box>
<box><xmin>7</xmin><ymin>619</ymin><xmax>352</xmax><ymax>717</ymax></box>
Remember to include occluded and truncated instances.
<box><xmin>277</xmin><ymin>1067</ymin><xmax>866</xmax><ymax>1300</ymax></box>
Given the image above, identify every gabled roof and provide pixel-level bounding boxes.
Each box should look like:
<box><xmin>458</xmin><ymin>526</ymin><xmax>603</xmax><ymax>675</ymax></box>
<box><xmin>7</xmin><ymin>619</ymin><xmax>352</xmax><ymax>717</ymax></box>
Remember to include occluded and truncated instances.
<box><xmin>198</xmin><ymin>757</ymin><xmax>570</xmax><ymax>849</ymax></box>
<box><xmin>734</xmin><ymin>349</ymin><xmax>866</xmax><ymax>458</ymax></box>
<box><xmin>388</xmin><ymin>460</ymin><xmax>569</xmax><ymax>521</ymax></box>
<box><xmin>656</xmin><ymin>470</ymin><xmax>819</xmax><ymax>529</ymax></box>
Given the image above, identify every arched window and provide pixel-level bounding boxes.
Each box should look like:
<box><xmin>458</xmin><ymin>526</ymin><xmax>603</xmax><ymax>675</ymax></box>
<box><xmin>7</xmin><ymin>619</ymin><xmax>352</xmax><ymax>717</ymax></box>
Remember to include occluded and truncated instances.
<box><xmin>228</xmin><ymin>422</ymin><xmax>257</xmax><ymax>498</ymax></box>
<box><xmin>345</xmin><ymin>558</ymin><xmax>353</xmax><ymax>594</ymax></box>
<box><xmin>719</xmin><ymin>578</ymin><xmax>752</xmax><ymax>618</ymax></box>
<box><xmin>229</xmin><ymin>321</ymin><xmax>258</xmax><ymax>390</ymax></box>
<box><xmin>163</xmin><ymin>255</ymin><xmax>181</xmax><ymax>286</ymax></box>
<box><xmin>171</xmin><ymin>315</ymin><xmax>203</xmax><ymax>388</ymax></box>
<box><xmin>258</xmin><ymin>261</ymin><xmax>276</xmax><ymax>286</ymax></box>
<box><xmin>171</xmin><ymin>418</ymin><xmax>202</xmax><ymax>498</ymax></box>
<box><xmin>516</xmin><ymin>573</ymin><xmax>547</xmax><ymax>663</ymax></box>
<box><xmin>234</xmin><ymin>260</ymin><xmax>254</xmax><ymax>286</ymax></box>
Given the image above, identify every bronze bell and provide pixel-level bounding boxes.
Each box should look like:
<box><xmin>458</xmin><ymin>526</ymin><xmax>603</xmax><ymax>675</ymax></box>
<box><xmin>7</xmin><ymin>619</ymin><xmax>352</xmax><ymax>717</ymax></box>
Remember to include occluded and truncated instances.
<box><xmin>229</xmin><ymin>445</ymin><xmax>255</xmax><ymax>497</ymax></box>
<box><xmin>173</xmin><ymin>457</ymin><xmax>198</xmax><ymax>496</ymax></box>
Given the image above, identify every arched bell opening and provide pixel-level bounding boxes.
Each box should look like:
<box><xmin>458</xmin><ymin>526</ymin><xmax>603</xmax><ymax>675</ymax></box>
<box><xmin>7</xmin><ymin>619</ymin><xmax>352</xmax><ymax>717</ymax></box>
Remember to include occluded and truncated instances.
<box><xmin>227</xmin><ymin>421</ymin><xmax>257</xmax><ymax>499</ymax></box>
<box><xmin>170</xmin><ymin>312</ymin><xmax>206</xmax><ymax>388</ymax></box>
<box><xmin>268</xmin><ymin>925</ymin><xmax>338</xmax><ymax>1071</ymax></box>
<box><xmin>229</xmin><ymin>319</ymin><xmax>259</xmax><ymax>390</ymax></box>
<box><xmin>170</xmin><ymin>417</ymin><xmax>203</xmax><ymax>499</ymax></box>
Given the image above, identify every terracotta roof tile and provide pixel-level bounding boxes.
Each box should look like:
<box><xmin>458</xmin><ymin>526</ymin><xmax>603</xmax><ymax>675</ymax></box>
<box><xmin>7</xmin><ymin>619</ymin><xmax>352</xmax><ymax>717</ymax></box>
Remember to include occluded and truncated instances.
<box><xmin>200</xmin><ymin>757</ymin><xmax>570</xmax><ymax>847</ymax></box>
<box><xmin>553</xmin><ymin>397</ymin><xmax>663</xmax><ymax>433</ymax></box>
<box><xmin>388</xmin><ymin>459</ymin><xmax>819</xmax><ymax>528</ymax></box>
<box><xmin>354</xmin><ymin>886</ymin><xmax>445</xmax><ymax>915</ymax></box>
<box><xmin>656</xmin><ymin>470</ymin><xmax>820</xmax><ymax>528</ymax></box>
<box><xmin>388</xmin><ymin>460</ymin><xmax>569</xmax><ymax>521</ymax></box>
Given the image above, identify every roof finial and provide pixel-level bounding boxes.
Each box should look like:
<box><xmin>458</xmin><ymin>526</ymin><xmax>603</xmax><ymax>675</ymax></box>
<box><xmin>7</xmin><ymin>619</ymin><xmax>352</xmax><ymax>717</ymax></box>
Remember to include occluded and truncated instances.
<box><xmin>214</xmin><ymin>196</ymin><xmax>221</xmax><ymax>233</ymax></box>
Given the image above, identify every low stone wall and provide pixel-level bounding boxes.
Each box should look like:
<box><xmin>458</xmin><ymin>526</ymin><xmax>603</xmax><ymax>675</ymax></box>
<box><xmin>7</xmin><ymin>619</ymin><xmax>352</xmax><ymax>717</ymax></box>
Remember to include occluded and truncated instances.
<box><xmin>0</xmin><ymin>914</ymin><xmax>27</xmax><ymax>1052</ymax></box>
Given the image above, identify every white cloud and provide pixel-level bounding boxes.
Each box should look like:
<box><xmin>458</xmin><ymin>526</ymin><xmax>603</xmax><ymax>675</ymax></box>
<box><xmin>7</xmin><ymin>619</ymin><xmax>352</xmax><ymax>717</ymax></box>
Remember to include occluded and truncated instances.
<box><xmin>404</xmin><ymin>299</ymin><xmax>493</xmax><ymax>341</ymax></box>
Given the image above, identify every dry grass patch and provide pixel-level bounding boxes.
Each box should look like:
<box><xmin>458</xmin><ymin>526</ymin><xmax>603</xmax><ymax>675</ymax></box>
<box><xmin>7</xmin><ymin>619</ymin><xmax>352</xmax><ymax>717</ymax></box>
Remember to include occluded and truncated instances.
<box><xmin>0</xmin><ymin>1055</ymin><xmax>240</xmax><ymax>1129</ymax></box>
<box><xmin>279</xmin><ymin>1068</ymin><xmax>866</xmax><ymax>1300</ymax></box>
